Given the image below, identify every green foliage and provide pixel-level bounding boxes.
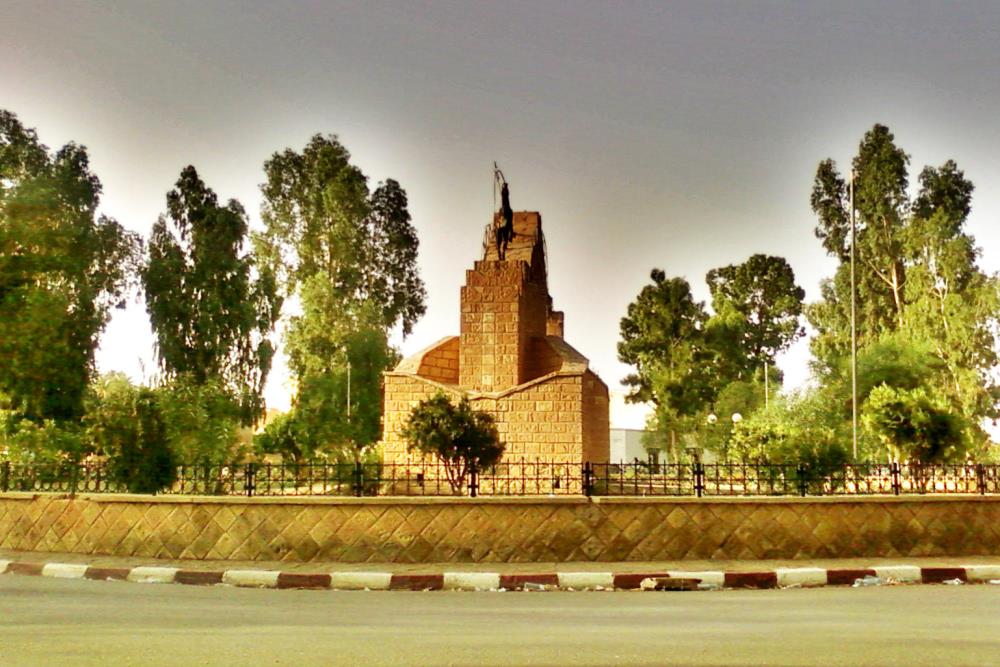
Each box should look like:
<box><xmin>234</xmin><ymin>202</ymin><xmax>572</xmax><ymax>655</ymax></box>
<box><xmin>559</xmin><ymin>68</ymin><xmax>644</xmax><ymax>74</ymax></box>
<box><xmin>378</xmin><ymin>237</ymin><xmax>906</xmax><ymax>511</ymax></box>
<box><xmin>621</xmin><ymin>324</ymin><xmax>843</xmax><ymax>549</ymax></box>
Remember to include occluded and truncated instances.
<box><xmin>619</xmin><ymin>259</ymin><xmax>804</xmax><ymax>461</ymax></box>
<box><xmin>114</xmin><ymin>389</ymin><xmax>176</xmax><ymax>493</ymax></box>
<box><xmin>702</xmin><ymin>377</ymin><xmax>767</xmax><ymax>459</ymax></box>
<box><xmin>618</xmin><ymin>270</ymin><xmax>718</xmax><ymax>462</ymax></box>
<box><xmin>84</xmin><ymin>374</ymin><xmax>176</xmax><ymax>493</ymax></box>
<box><xmin>143</xmin><ymin>166</ymin><xmax>280</xmax><ymax>424</ymax></box>
<box><xmin>402</xmin><ymin>393</ymin><xmax>504</xmax><ymax>493</ymax></box>
<box><xmin>618</xmin><ymin>269</ymin><xmax>712</xmax><ymax>410</ymax></box>
<box><xmin>84</xmin><ymin>373</ymin><xmax>140</xmax><ymax>456</ymax></box>
<box><xmin>807</xmin><ymin>124</ymin><xmax>1000</xmax><ymax>434</ymax></box>
<box><xmin>729</xmin><ymin>391</ymin><xmax>850</xmax><ymax>470</ymax></box>
<box><xmin>851</xmin><ymin>334</ymin><xmax>943</xmax><ymax>404</ymax></box>
<box><xmin>155</xmin><ymin>375</ymin><xmax>243</xmax><ymax>464</ymax></box>
<box><xmin>706</xmin><ymin>254</ymin><xmax>805</xmax><ymax>369</ymax></box>
<box><xmin>0</xmin><ymin>110</ymin><xmax>142</xmax><ymax>422</ymax></box>
<box><xmin>293</xmin><ymin>327</ymin><xmax>400</xmax><ymax>459</ymax></box>
<box><xmin>253</xmin><ymin>411</ymin><xmax>307</xmax><ymax>462</ymax></box>
<box><xmin>862</xmin><ymin>385</ymin><xmax>970</xmax><ymax>463</ymax></box>
<box><xmin>258</xmin><ymin>135</ymin><xmax>426</xmax><ymax>347</ymax></box>
<box><xmin>258</xmin><ymin>135</ymin><xmax>426</xmax><ymax>452</ymax></box>
<box><xmin>812</xmin><ymin>124</ymin><xmax>909</xmax><ymax>333</ymax></box>
<box><xmin>0</xmin><ymin>417</ymin><xmax>88</xmax><ymax>464</ymax></box>
<box><xmin>862</xmin><ymin>384</ymin><xmax>971</xmax><ymax>464</ymax></box>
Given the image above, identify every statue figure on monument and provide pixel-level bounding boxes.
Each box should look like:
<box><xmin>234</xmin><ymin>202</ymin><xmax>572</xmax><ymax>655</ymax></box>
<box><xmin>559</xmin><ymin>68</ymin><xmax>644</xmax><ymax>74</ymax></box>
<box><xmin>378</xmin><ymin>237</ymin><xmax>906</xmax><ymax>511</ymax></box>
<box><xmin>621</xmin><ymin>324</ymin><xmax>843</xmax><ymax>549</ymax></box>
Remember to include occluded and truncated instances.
<box><xmin>494</xmin><ymin>164</ymin><xmax>514</xmax><ymax>260</ymax></box>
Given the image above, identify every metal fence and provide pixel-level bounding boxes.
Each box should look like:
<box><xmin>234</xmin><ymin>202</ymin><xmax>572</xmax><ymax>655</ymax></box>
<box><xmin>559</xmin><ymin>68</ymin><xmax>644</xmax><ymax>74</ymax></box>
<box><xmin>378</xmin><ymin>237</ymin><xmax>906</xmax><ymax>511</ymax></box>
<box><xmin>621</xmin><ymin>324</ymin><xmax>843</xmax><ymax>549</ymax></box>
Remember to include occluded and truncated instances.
<box><xmin>2</xmin><ymin>460</ymin><xmax>999</xmax><ymax>498</ymax></box>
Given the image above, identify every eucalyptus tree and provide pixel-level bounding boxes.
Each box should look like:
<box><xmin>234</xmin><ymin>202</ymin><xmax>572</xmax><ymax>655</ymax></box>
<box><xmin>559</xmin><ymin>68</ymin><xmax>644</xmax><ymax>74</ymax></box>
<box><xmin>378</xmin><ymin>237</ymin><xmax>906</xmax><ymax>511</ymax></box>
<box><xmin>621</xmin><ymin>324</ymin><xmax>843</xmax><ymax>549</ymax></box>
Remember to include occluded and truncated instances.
<box><xmin>257</xmin><ymin>135</ymin><xmax>425</xmax><ymax>455</ymax></box>
<box><xmin>808</xmin><ymin>123</ymin><xmax>1000</xmax><ymax>436</ymax></box>
<box><xmin>143</xmin><ymin>166</ymin><xmax>281</xmax><ymax>425</ymax></box>
<box><xmin>0</xmin><ymin>110</ymin><xmax>141</xmax><ymax>423</ymax></box>
<box><xmin>257</xmin><ymin>135</ymin><xmax>425</xmax><ymax>350</ymax></box>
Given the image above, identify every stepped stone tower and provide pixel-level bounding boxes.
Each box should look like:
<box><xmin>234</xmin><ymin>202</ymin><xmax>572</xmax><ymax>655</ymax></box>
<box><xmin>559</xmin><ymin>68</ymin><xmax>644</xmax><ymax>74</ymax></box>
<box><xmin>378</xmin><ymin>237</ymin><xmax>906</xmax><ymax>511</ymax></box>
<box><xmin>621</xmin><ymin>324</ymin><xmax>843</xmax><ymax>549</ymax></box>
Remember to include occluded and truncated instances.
<box><xmin>381</xmin><ymin>211</ymin><xmax>610</xmax><ymax>464</ymax></box>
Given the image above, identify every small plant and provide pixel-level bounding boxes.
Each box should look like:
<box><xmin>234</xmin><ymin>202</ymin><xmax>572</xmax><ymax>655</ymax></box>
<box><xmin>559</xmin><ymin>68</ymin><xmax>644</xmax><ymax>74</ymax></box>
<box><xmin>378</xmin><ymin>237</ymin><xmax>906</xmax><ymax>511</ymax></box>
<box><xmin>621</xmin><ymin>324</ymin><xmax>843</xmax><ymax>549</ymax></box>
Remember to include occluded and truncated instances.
<box><xmin>402</xmin><ymin>393</ymin><xmax>504</xmax><ymax>494</ymax></box>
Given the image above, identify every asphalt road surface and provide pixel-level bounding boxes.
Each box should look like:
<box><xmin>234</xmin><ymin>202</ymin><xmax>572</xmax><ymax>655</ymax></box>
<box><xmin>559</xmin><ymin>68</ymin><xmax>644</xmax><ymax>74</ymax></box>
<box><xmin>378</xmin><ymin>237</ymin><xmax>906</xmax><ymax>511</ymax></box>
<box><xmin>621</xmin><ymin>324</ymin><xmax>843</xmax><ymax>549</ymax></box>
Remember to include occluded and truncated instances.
<box><xmin>1</xmin><ymin>576</ymin><xmax>998</xmax><ymax>666</ymax></box>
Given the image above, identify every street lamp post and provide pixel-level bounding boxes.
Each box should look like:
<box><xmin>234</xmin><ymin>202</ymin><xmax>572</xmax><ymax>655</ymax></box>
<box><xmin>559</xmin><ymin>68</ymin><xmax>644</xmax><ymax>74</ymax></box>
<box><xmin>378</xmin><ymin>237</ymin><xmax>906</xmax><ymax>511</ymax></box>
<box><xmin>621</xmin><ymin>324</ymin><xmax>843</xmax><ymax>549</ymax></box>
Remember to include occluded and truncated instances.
<box><xmin>850</xmin><ymin>170</ymin><xmax>858</xmax><ymax>461</ymax></box>
<box><xmin>706</xmin><ymin>412</ymin><xmax>718</xmax><ymax>463</ymax></box>
<box><xmin>706</xmin><ymin>412</ymin><xmax>741</xmax><ymax>463</ymax></box>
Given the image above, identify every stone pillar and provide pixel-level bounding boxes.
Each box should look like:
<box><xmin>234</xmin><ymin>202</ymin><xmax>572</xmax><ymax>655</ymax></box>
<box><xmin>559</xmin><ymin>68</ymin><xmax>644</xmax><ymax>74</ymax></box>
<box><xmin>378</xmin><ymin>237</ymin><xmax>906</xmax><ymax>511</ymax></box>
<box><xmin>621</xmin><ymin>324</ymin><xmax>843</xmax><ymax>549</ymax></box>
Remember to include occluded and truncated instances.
<box><xmin>459</xmin><ymin>260</ymin><xmax>548</xmax><ymax>392</ymax></box>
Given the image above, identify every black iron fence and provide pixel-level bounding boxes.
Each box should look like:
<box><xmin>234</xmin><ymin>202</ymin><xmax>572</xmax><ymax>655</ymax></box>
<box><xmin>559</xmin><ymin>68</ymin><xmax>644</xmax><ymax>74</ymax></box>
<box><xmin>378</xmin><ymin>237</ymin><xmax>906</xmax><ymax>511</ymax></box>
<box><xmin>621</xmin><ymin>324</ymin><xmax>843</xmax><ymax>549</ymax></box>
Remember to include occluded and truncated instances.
<box><xmin>1</xmin><ymin>460</ymin><xmax>999</xmax><ymax>498</ymax></box>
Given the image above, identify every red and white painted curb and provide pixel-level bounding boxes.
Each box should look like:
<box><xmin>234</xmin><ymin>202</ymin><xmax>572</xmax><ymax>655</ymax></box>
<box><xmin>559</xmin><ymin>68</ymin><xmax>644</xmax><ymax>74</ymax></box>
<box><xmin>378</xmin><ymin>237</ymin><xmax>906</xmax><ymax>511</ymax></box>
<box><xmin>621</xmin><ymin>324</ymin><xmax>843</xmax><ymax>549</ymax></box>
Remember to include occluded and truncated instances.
<box><xmin>3</xmin><ymin>559</ymin><xmax>1000</xmax><ymax>591</ymax></box>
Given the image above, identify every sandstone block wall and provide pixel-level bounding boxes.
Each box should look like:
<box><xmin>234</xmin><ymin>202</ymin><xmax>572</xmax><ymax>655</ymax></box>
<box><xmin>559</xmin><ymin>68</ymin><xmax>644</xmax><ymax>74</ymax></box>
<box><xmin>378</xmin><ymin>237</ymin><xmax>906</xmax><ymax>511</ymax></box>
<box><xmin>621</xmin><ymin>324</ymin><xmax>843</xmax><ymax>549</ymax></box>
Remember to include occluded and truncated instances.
<box><xmin>582</xmin><ymin>370</ymin><xmax>611</xmax><ymax>464</ymax></box>
<box><xmin>382</xmin><ymin>370</ymin><xmax>607</xmax><ymax>464</ymax></box>
<box><xmin>459</xmin><ymin>261</ymin><xmax>549</xmax><ymax>392</ymax></box>
<box><xmin>415</xmin><ymin>336</ymin><xmax>459</xmax><ymax>385</ymax></box>
<box><xmin>3</xmin><ymin>492</ymin><xmax>999</xmax><ymax>563</ymax></box>
<box><xmin>381</xmin><ymin>374</ymin><xmax>462</xmax><ymax>461</ymax></box>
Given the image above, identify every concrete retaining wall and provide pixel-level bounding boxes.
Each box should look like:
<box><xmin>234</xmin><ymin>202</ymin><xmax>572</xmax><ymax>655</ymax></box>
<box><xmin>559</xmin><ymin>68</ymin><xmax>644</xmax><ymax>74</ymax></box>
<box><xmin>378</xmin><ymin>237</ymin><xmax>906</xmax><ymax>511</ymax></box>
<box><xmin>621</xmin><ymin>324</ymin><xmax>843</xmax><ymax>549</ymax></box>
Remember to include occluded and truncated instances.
<box><xmin>1</xmin><ymin>492</ymin><xmax>998</xmax><ymax>563</ymax></box>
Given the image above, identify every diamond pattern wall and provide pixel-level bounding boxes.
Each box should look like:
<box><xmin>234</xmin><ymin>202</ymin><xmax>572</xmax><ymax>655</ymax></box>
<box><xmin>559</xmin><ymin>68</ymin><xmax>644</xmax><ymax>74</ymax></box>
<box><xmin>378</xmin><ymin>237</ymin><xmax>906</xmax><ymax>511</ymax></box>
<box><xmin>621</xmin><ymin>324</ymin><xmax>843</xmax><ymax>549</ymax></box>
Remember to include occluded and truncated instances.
<box><xmin>1</xmin><ymin>494</ymin><xmax>999</xmax><ymax>563</ymax></box>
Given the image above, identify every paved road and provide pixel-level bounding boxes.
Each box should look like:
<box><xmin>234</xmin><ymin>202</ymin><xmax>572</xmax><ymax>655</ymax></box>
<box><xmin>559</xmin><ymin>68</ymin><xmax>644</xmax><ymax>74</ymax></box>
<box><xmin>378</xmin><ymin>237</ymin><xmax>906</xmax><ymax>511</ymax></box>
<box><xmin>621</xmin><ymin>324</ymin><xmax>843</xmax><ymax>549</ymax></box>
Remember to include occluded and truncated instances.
<box><xmin>1</xmin><ymin>577</ymin><xmax>998</xmax><ymax>666</ymax></box>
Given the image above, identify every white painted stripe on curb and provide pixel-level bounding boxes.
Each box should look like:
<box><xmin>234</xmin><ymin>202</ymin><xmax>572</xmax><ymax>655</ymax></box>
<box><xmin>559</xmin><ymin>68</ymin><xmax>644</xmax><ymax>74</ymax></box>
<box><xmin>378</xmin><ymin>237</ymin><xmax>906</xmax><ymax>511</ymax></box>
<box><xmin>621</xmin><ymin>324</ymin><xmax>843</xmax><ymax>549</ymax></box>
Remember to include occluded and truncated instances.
<box><xmin>0</xmin><ymin>560</ymin><xmax>10</xmax><ymax>575</ymax></box>
<box><xmin>873</xmin><ymin>565</ymin><xmax>921</xmax><ymax>583</ymax></box>
<box><xmin>443</xmin><ymin>572</ymin><xmax>501</xmax><ymax>591</ymax></box>
<box><xmin>667</xmin><ymin>570</ymin><xmax>725</xmax><ymax>587</ymax></box>
<box><xmin>41</xmin><ymin>563</ymin><xmax>88</xmax><ymax>579</ymax></box>
<box><xmin>127</xmin><ymin>567</ymin><xmax>178</xmax><ymax>584</ymax></box>
<box><xmin>222</xmin><ymin>569</ymin><xmax>281</xmax><ymax>588</ymax></box>
<box><xmin>557</xmin><ymin>572</ymin><xmax>614</xmax><ymax>590</ymax></box>
<box><xmin>329</xmin><ymin>572</ymin><xmax>392</xmax><ymax>590</ymax></box>
<box><xmin>776</xmin><ymin>567</ymin><xmax>828</xmax><ymax>588</ymax></box>
<box><xmin>963</xmin><ymin>565</ymin><xmax>1000</xmax><ymax>582</ymax></box>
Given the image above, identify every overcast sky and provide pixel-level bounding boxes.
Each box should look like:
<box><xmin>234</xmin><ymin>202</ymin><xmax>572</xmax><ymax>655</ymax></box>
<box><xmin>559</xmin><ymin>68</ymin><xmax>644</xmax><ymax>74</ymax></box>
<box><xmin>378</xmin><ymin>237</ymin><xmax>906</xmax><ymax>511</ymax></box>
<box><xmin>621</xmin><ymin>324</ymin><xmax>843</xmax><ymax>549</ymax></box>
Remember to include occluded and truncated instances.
<box><xmin>5</xmin><ymin>1</ymin><xmax>1000</xmax><ymax>426</ymax></box>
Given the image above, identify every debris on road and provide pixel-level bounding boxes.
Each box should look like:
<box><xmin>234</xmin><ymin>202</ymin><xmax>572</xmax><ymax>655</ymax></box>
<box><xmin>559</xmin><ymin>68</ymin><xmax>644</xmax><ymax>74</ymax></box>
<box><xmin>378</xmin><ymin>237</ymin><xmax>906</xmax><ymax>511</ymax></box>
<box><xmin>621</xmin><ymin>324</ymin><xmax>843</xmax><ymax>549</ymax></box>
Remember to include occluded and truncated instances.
<box><xmin>853</xmin><ymin>575</ymin><xmax>884</xmax><ymax>587</ymax></box>
<box><xmin>639</xmin><ymin>577</ymin><xmax>701</xmax><ymax>591</ymax></box>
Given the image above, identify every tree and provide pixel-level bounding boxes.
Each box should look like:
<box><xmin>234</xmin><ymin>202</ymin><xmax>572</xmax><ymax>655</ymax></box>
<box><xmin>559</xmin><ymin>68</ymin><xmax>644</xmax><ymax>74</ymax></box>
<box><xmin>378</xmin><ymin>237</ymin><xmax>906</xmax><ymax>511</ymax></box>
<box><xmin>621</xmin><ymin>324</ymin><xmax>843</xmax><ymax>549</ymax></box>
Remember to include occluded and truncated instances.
<box><xmin>850</xmin><ymin>333</ymin><xmax>945</xmax><ymax>407</ymax></box>
<box><xmin>619</xmin><ymin>269</ymin><xmax>732</xmax><ymax>460</ymax></box>
<box><xmin>155</xmin><ymin>376</ymin><xmax>244</xmax><ymax>464</ymax></box>
<box><xmin>0</xmin><ymin>408</ymin><xmax>87</xmax><ymax>464</ymax></box>
<box><xmin>257</xmin><ymin>135</ymin><xmax>426</xmax><ymax>347</ymax></box>
<box><xmin>706</xmin><ymin>254</ymin><xmax>805</xmax><ymax>372</ymax></box>
<box><xmin>811</xmin><ymin>124</ymin><xmax>909</xmax><ymax>336</ymax></box>
<box><xmin>143</xmin><ymin>166</ymin><xmax>280</xmax><ymax>424</ymax></box>
<box><xmin>293</xmin><ymin>327</ymin><xmax>400</xmax><ymax>459</ymax></box>
<box><xmin>85</xmin><ymin>373</ymin><xmax>176</xmax><ymax>493</ymax></box>
<box><xmin>0</xmin><ymin>110</ymin><xmax>141</xmax><ymax>424</ymax></box>
<box><xmin>728</xmin><ymin>390</ymin><xmax>850</xmax><ymax>471</ymax></box>
<box><xmin>261</xmin><ymin>328</ymin><xmax>400</xmax><ymax>465</ymax></box>
<box><xmin>258</xmin><ymin>135</ymin><xmax>426</xmax><ymax>456</ymax></box>
<box><xmin>402</xmin><ymin>393</ymin><xmax>504</xmax><ymax>494</ymax></box>
<box><xmin>807</xmin><ymin>124</ymin><xmax>1000</xmax><ymax>433</ymax></box>
<box><xmin>618</xmin><ymin>270</ymin><xmax>712</xmax><ymax>409</ymax></box>
<box><xmin>253</xmin><ymin>411</ymin><xmax>308</xmax><ymax>463</ymax></box>
<box><xmin>862</xmin><ymin>384</ymin><xmax>969</xmax><ymax>463</ymax></box>
<box><xmin>703</xmin><ymin>377</ymin><xmax>766</xmax><ymax>461</ymax></box>
<box><xmin>902</xmin><ymin>161</ymin><xmax>1000</xmax><ymax>423</ymax></box>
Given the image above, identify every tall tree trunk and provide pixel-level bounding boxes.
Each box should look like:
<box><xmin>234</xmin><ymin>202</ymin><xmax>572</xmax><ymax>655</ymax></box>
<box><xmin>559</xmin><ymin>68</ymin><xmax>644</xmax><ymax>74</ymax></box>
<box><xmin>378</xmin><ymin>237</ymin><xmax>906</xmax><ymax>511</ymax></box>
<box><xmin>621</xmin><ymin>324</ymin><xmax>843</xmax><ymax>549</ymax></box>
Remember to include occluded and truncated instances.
<box><xmin>890</xmin><ymin>260</ymin><xmax>905</xmax><ymax>327</ymax></box>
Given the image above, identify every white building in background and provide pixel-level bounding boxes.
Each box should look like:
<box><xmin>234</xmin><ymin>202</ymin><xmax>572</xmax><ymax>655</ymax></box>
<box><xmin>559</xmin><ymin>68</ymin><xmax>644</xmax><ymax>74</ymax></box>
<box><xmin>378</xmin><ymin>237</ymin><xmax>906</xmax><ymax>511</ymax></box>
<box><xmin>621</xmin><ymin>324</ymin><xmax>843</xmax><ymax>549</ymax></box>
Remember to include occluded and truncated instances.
<box><xmin>609</xmin><ymin>428</ymin><xmax>650</xmax><ymax>463</ymax></box>
<box><xmin>607</xmin><ymin>392</ymin><xmax>719</xmax><ymax>464</ymax></box>
<box><xmin>608</xmin><ymin>391</ymin><xmax>654</xmax><ymax>463</ymax></box>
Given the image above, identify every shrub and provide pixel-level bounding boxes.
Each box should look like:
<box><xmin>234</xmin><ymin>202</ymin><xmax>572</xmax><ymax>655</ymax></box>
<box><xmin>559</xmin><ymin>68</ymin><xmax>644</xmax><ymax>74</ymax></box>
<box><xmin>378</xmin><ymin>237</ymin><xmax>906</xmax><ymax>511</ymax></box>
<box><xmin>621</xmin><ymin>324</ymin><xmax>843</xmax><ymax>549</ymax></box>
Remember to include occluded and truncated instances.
<box><xmin>402</xmin><ymin>393</ymin><xmax>504</xmax><ymax>494</ymax></box>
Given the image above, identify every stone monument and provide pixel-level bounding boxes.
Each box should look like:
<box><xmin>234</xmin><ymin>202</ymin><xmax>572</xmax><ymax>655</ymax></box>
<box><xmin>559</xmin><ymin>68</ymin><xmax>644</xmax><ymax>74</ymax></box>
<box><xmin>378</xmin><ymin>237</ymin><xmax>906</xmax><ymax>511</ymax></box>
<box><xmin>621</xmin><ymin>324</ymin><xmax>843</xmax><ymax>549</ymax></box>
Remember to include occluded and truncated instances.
<box><xmin>380</xmin><ymin>186</ymin><xmax>609</xmax><ymax>465</ymax></box>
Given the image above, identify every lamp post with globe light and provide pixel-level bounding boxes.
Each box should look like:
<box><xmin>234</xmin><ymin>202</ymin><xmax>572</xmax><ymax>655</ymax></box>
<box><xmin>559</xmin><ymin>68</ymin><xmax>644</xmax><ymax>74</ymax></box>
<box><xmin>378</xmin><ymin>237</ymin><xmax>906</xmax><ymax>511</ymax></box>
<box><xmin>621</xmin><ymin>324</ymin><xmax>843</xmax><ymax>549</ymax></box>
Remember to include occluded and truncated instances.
<box><xmin>706</xmin><ymin>411</ymin><xmax>742</xmax><ymax>463</ymax></box>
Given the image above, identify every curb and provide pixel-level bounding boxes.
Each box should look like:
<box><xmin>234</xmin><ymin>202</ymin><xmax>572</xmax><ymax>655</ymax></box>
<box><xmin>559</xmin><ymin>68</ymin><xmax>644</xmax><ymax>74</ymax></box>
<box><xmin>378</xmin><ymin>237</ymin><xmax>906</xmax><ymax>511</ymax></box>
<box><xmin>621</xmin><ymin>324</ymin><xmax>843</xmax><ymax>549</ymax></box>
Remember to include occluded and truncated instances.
<box><xmin>2</xmin><ymin>560</ymin><xmax>999</xmax><ymax>592</ymax></box>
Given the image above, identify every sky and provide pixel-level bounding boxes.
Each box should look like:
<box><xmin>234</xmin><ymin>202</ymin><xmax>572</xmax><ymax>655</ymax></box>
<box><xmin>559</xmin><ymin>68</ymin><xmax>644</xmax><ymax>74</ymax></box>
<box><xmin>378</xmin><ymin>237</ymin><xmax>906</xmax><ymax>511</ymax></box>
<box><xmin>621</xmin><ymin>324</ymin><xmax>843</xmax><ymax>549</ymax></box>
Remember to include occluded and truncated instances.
<box><xmin>5</xmin><ymin>1</ymin><xmax>1000</xmax><ymax>428</ymax></box>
